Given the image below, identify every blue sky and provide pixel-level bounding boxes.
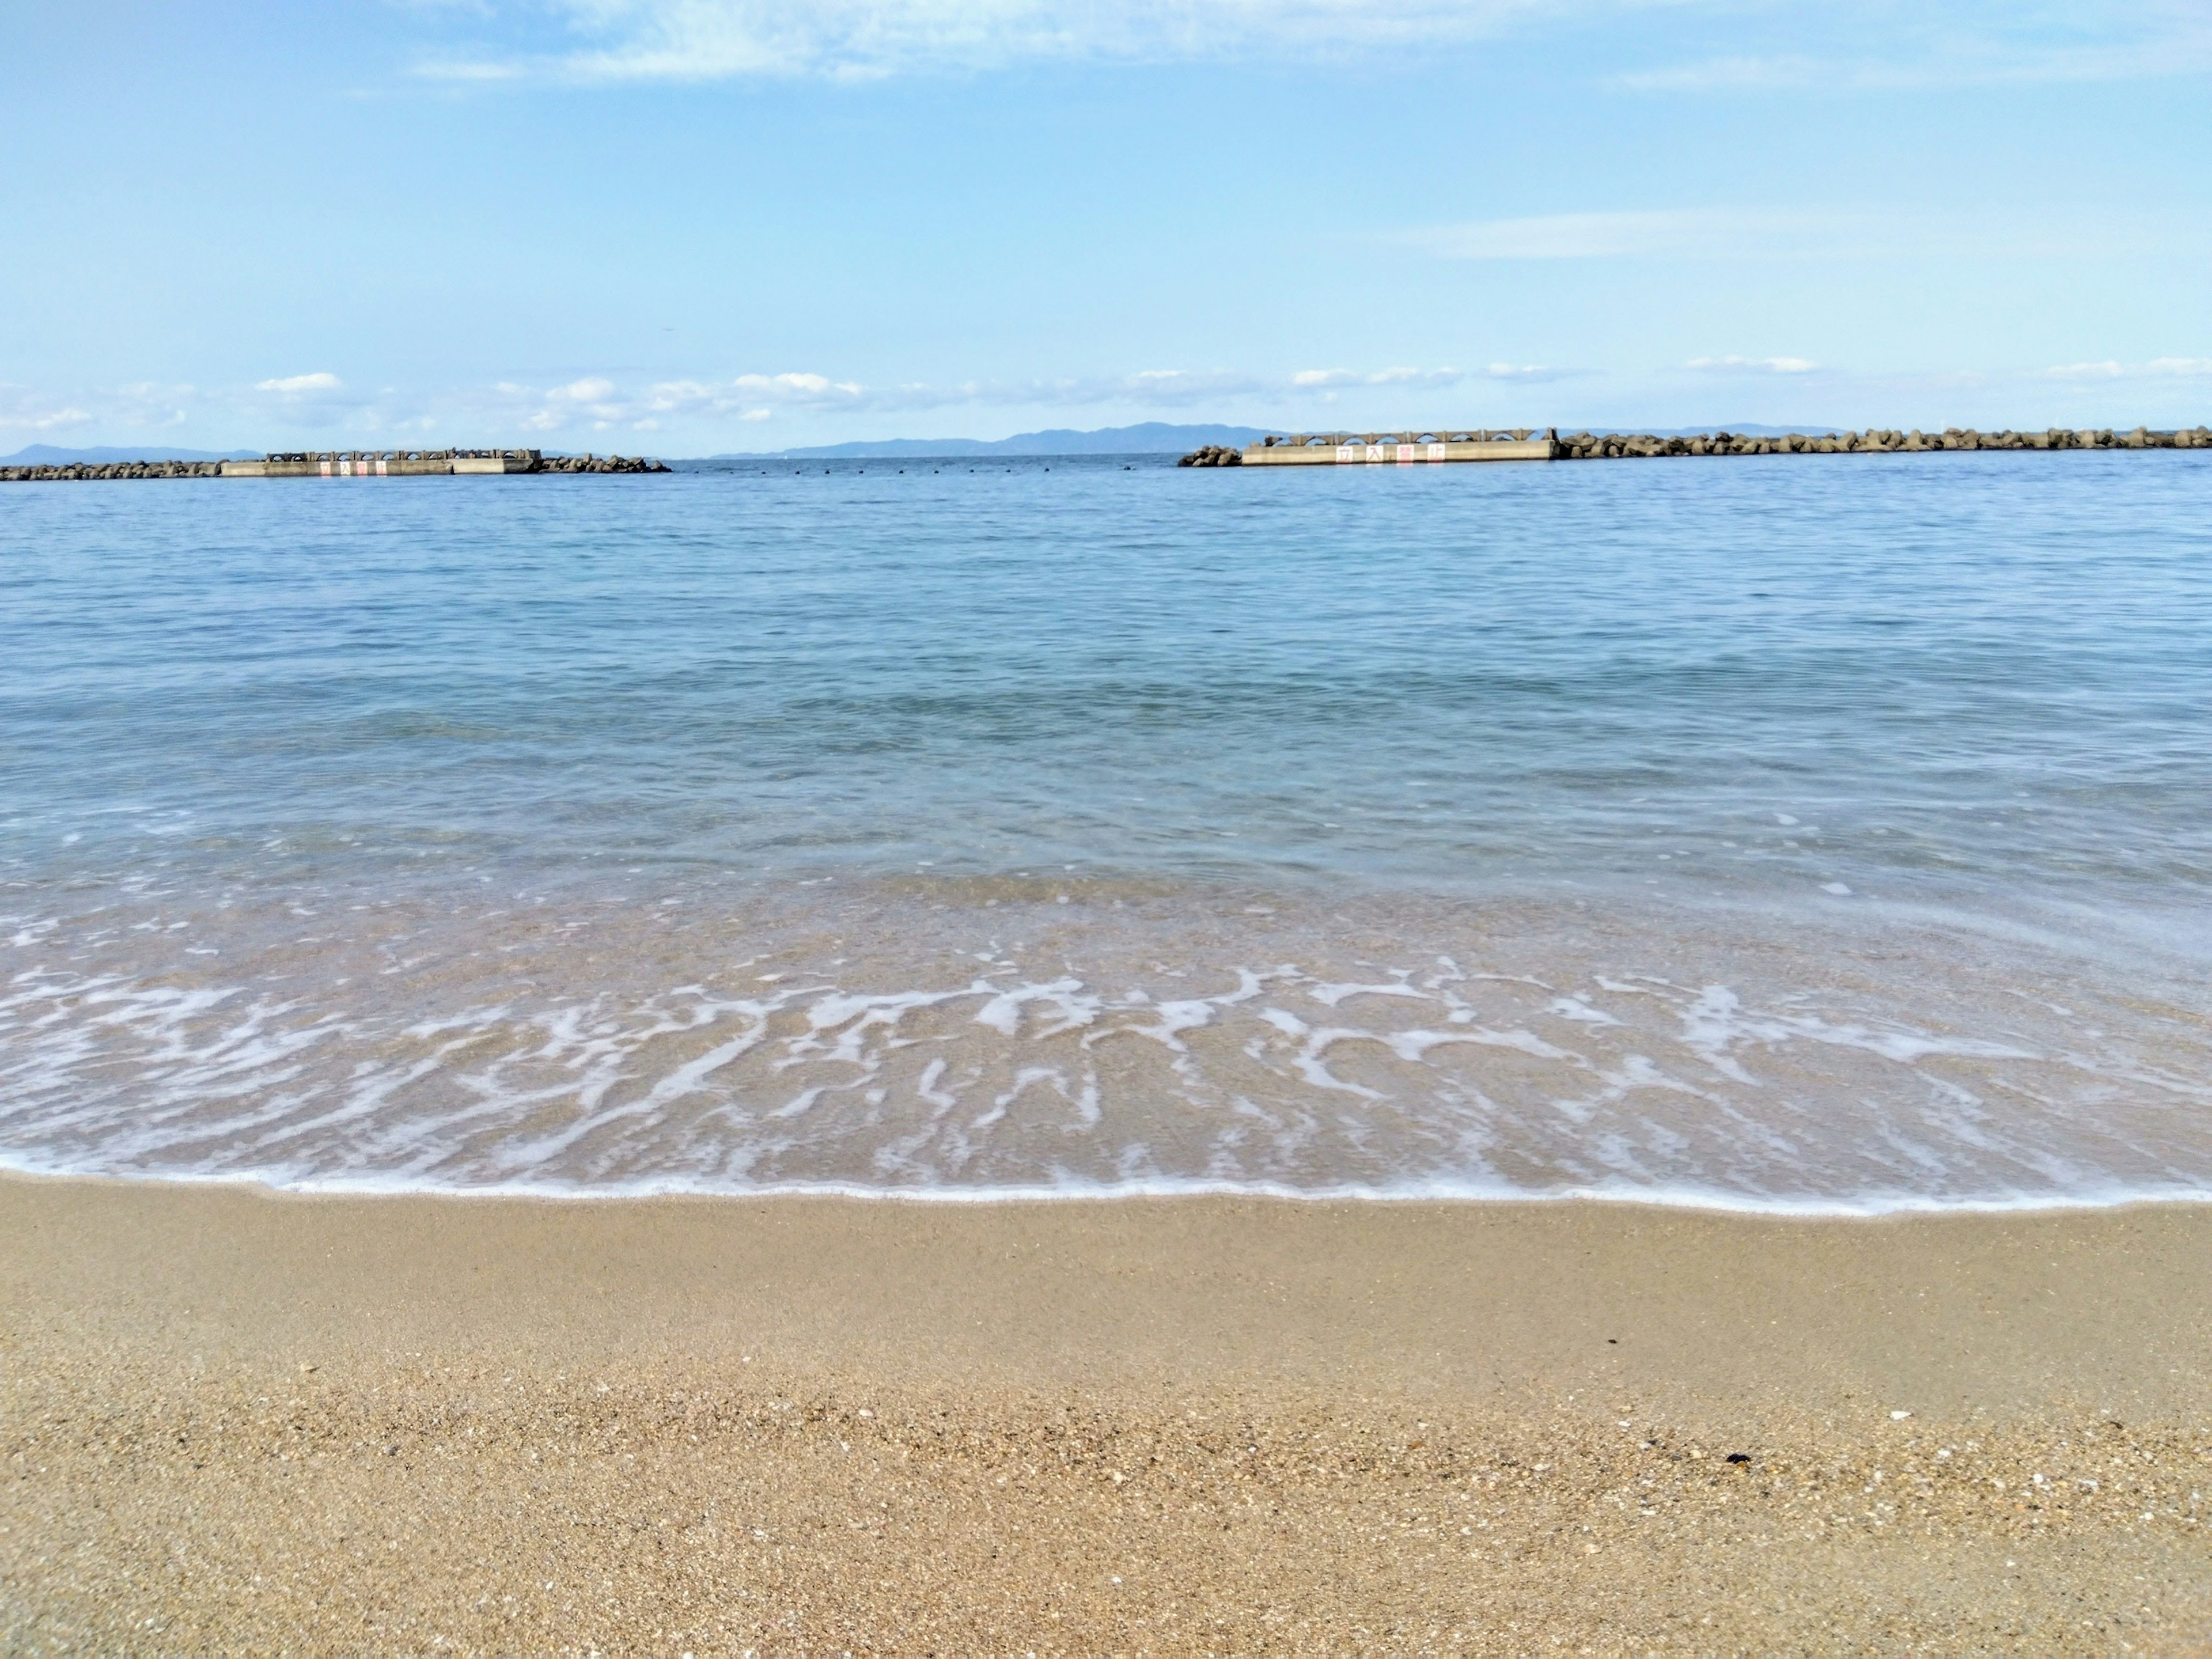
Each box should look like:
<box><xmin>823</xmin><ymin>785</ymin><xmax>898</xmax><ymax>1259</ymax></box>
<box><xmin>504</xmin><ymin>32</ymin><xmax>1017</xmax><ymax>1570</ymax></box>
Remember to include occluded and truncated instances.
<box><xmin>4</xmin><ymin>1</ymin><xmax>2209</xmax><ymax>452</ymax></box>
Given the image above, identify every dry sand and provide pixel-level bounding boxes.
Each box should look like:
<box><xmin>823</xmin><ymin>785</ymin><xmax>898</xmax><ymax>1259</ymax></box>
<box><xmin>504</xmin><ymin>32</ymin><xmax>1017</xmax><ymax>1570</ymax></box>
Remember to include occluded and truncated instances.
<box><xmin>2</xmin><ymin>1177</ymin><xmax>2208</xmax><ymax>1653</ymax></box>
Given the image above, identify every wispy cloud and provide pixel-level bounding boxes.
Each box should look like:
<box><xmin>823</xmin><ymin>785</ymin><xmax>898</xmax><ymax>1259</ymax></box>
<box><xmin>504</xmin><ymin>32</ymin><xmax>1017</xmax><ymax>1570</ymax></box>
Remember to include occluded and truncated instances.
<box><xmin>2047</xmin><ymin>357</ymin><xmax>2212</xmax><ymax>381</ymax></box>
<box><xmin>1291</xmin><ymin>363</ymin><xmax>1573</xmax><ymax>389</ymax></box>
<box><xmin>1409</xmin><ymin>205</ymin><xmax>2190</xmax><ymax>263</ymax></box>
<box><xmin>1687</xmin><ymin>355</ymin><xmax>1819</xmax><ymax>376</ymax></box>
<box><xmin>1614</xmin><ymin>53</ymin><xmax>1814</xmax><ymax>92</ymax></box>
<box><xmin>1616</xmin><ymin>3</ymin><xmax>2212</xmax><ymax>93</ymax></box>
<box><xmin>414</xmin><ymin>58</ymin><xmax>528</xmax><ymax>82</ymax></box>
<box><xmin>423</xmin><ymin>0</ymin><xmax>1565</xmax><ymax>82</ymax></box>
<box><xmin>3</xmin><ymin>362</ymin><xmax>1544</xmax><ymax>446</ymax></box>
<box><xmin>14</xmin><ymin>354</ymin><xmax>2209</xmax><ymax>450</ymax></box>
<box><xmin>0</xmin><ymin>384</ymin><xmax>96</xmax><ymax>434</ymax></box>
<box><xmin>2</xmin><ymin>381</ymin><xmax>213</xmax><ymax>434</ymax></box>
<box><xmin>1409</xmin><ymin>209</ymin><xmax>1808</xmax><ymax>260</ymax></box>
<box><xmin>413</xmin><ymin>0</ymin><xmax>2212</xmax><ymax>86</ymax></box>
<box><xmin>256</xmin><ymin>372</ymin><xmax>346</xmax><ymax>395</ymax></box>
<box><xmin>1294</xmin><ymin>366</ymin><xmax>1452</xmax><ymax>389</ymax></box>
<box><xmin>478</xmin><ymin>363</ymin><xmax>1518</xmax><ymax>429</ymax></box>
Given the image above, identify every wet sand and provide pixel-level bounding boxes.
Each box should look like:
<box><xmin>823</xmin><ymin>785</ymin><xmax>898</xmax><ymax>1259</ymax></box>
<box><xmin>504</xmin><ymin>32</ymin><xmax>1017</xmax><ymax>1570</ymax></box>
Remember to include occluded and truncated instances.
<box><xmin>3</xmin><ymin>1177</ymin><xmax>2209</xmax><ymax>1652</ymax></box>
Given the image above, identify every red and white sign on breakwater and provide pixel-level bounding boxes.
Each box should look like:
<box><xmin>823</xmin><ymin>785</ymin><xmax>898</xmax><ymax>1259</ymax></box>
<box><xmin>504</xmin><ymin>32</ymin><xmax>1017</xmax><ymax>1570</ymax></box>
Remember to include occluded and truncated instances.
<box><xmin>224</xmin><ymin>449</ymin><xmax>669</xmax><ymax>478</ymax></box>
<box><xmin>1184</xmin><ymin>425</ymin><xmax>2212</xmax><ymax>467</ymax></box>
<box><xmin>1228</xmin><ymin>430</ymin><xmax>1556</xmax><ymax>466</ymax></box>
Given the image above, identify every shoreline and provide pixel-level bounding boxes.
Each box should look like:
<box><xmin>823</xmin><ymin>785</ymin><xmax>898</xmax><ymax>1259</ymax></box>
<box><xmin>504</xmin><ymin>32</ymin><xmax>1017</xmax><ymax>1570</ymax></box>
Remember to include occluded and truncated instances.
<box><xmin>6</xmin><ymin>1173</ymin><xmax>2209</xmax><ymax>1648</ymax></box>
<box><xmin>8</xmin><ymin>1161</ymin><xmax>2212</xmax><ymax>1219</ymax></box>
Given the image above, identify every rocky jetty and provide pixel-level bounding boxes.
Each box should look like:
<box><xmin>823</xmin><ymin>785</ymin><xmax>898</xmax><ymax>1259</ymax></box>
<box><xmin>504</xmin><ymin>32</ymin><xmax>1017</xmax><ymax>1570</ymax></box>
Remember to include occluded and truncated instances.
<box><xmin>1202</xmin><ymin>424</ymin><xmax>2212</xmax><ymax>469</ymax></box>
<box><xmin>2</xmin><ymin>449</ymin><xmax>672</xmax><ymax>482</ymax></box>
<box><xmin>1554</xmin><ymin>426</ymin><xmax>2211</xmax><ymax>459</ymax></box>
<box><xmin>538</xmin><ymin>454</ymin><xmax>671</xmax><ymax>474</ymax></box>
<box><xmin>1</xmin><ymin>460</ymin><xmax>227</xmax><ymax>482</ymax></box>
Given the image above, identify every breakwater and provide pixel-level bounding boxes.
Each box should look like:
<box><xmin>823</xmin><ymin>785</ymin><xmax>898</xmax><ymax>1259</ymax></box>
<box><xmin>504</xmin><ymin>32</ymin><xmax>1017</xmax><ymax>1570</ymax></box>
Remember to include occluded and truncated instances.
<box><xmin>1188</xmin><ymin>425</ymin><xmax>2212</xmax><ymax>467</ymax></box>
<box><xmin>1</xmin><ymin>448</ymin><xmax>669</xmax><ymax>483</ymax></box>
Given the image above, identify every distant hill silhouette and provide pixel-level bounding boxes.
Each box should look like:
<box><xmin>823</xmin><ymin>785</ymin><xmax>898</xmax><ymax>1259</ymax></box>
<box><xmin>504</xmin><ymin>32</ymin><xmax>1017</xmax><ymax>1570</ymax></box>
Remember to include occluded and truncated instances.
<box><xmin>694</xmin><ymin>420</ymin><xmax>1853</xmax><ymax>461</ymax></box>
<box><xmin>2</xmin><ymin>444</ymin><xmax>259</xmax><ymax>465</ymax></box>
<box><xmin>700</xmin><ymin>422</ymin><xmax>1270</xmax><ymax>460</ymax></box>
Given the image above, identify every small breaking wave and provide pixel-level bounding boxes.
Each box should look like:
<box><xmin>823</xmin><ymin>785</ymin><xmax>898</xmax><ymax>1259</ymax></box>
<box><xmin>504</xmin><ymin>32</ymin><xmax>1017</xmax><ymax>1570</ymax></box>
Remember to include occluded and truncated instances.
<box><xmin>4</xmin><ymin>875</ymin><xmax>2209</xmax><ymax>1214</ymax></box>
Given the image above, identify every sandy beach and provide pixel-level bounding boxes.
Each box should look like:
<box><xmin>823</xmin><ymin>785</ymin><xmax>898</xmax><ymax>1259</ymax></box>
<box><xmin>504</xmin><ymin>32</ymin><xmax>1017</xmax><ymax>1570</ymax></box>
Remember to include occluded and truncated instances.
<box><xmin>1</xmin><ymin>1178</ymin><xmax>2206</xmax><ymax>1652</ymax></box>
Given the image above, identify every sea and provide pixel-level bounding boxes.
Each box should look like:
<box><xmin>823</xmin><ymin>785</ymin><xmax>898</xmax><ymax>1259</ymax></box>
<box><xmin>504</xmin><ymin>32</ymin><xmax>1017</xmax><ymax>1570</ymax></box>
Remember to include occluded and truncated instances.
<box><xmin>3</xmin><ymin>449</ymin><xmax>2209</xmax><ymax>1213</ymax></box>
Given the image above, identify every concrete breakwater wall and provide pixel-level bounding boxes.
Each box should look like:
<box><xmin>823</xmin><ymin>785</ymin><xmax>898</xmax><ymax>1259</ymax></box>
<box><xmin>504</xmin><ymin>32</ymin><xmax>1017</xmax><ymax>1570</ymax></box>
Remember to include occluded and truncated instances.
<box><xmin>1185</xmin><ymin>425</ymin><xmax>2212</xmax><ymax>467</ymax></box>
<box><xmin>2</xmin><ymin>448</ymin><xmax>669</xmax><ymax>483</ymax></box>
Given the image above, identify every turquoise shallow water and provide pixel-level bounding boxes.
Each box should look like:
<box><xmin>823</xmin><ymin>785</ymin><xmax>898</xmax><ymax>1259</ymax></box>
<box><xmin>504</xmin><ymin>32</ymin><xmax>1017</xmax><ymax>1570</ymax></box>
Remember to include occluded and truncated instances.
<box><xmin>2</xmin><ymin>451</ymin><xmax>2209</xmax><ymax>1206</ymax></box>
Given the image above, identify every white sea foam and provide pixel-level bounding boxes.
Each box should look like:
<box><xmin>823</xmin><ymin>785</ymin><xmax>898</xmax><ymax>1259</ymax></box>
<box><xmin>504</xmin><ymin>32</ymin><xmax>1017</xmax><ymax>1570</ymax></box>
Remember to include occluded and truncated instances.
<box><xmin>3</xmin><ymin>877</ymin><xmax>2210</xmax><ymax>1213</ymax></box>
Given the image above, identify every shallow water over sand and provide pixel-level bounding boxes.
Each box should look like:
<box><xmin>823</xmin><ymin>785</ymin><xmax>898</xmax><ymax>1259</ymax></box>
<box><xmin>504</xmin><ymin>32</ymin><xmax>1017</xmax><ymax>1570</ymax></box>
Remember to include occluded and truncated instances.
<box><xmin>3</xmin><ymin>452</ymin><xmax>2209</xmax><ymax>1206</ymax></box>
<box><xmin>3</xmin><ymin>870</ymin><xmax>2207</xmax><ymax>1210</ymax></box>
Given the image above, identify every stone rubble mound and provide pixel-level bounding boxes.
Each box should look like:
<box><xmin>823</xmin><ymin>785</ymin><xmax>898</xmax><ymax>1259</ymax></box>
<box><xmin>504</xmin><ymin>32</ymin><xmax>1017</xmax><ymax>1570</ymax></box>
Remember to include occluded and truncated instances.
<box><xmin>1175</xmin><ymin>445</ymin><xmax>1244</xmax><ymax>467</ymax></box>
<box><xmin>1555</xmin><ymin>426</ymin><xmax>2211</xmax><ymax>459</ymax></box>
<box><xmin>0</xmin><ymin>460</ymin><xmax>228</xmax><ymax>482</ymax></box>
<box><xmin>2</xmin><ymin>453</ymin><xmax>673</xmax><ymax>482</ymax></box>
<box><xmin>539</xmin><ymin>454</ymin><xmax>672</xmax><ymax>474</ymax></box>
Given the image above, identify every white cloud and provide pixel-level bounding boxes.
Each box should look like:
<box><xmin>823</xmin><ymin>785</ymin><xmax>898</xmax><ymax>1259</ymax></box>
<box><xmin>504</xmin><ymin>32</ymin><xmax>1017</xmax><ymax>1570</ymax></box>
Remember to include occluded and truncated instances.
<box><xmin>0</xmin><ymin>385</ymin><xmax>96</xmax><ymax>433</ymax></box>
<box><xmin>730</xmin><ymin>371</ymin><xmax>868</xmax><ymax>402</ymax></box>
<box><xmin>0</xmin><ymin>361</ymin><xmax>1603</xmax><ymax>448</ymax></box>
<box><xmin>1617</xmin><ymin>5</ymin><xmax>2212</xmax><ymax>93</ymax></box>
<box><xmin>2046</xmin><ymin>357</ymin><xmax>2212</xmax><ymax>381</ymax></box>
<box><xmin>256</xmin><ymin>372</ymin><xmax>344</xmax><ymax>395</ymax></box>
<box><xmin>427</xmin><ymin>0</ymin><xmax>1563</xmax><ymax>82</ymax></box>
<box><xmin>1614</xmin><ymin>53</ymin><xmax>1815</xmax><ymax>92</ymax></box>
<box><xmin>3</xmin><ymin>380</ymin><xmax>211</xmax><ymax>435</ymax></box>
<box><xmin>1294</xmin><ymin>366</ymin><xmax>1452</xmax><ymax>389</ymax></box>
<box><xmin>440</xmin><ymin>361</ymin><xmax>1540</xmax><ymax>433</ymax></box>
<box><xmin>1412</xmin><ymin>209</ymin><xmax>1861</xmax><ymax>261</ymax></box>
<box><xmin>1687</xmin><ymin>355</ymin><xmax>1819</xmax><ymax>376</ymax></box>
<box><xmin>1411</xmin><ymin>205</ymin><xmax>2190</xmax><ymax>264</ymax></box>
<box><xmin>413</xmin><ymin>58</ymin><xmax>528</xmax><ymax>81</ymax></box>
<box><xmin>414</xmin><ymin>0</ymin><xmax>2212</xmax><ymax>86</ymax></box>
<box><xmin>1291</xmin><ymin>363</ymin><xmax>1571</xmax><ymax>389</ymax></box>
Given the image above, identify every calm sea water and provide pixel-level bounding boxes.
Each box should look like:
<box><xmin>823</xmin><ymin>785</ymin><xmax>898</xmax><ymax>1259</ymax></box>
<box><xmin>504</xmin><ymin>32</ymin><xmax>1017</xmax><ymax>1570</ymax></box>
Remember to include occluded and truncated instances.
<box><xmin>3</xmin><ymin>451</ymin><xmax>2209</xmax><ymax>1209</ymax></box>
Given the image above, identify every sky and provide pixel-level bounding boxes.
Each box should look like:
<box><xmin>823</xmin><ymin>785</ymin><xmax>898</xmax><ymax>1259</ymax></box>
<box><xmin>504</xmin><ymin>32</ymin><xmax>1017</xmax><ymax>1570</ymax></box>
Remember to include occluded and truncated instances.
<box><xmin>3</xmin><ymin>0</ymin><xmax>2209</xmax><ymax>454</ymax></box>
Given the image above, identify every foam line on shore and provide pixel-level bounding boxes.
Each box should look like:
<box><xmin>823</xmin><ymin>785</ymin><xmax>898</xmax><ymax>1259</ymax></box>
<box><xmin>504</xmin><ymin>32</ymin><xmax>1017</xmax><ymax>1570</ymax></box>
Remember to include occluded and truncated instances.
<box><xmin>5</xmin><ymin>1156</ymin><xmax>2210</xmax><ymax>1219</ymax></box>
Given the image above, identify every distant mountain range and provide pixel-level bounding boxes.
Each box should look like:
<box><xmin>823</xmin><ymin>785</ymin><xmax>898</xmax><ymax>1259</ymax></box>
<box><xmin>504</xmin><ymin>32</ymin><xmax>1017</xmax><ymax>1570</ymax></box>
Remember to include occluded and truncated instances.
<box><xmin>694</xmin><ymin>420</ymin><xmax>1849</xmax><ymax>460</ymax></box>
<box><xmin>1</xmin><ymin>444</ymin><xmax>259</xmax><ymax>465</ymax></box>
<box><xmin>6</xmin><ymin>423</ymin><xmax>1844</xmax><ymax>469</ymax></box>
<box><xmin>698</xmin><ymin>422</ymin><xmax>1271</xmax><ymax>460</ymax></box>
